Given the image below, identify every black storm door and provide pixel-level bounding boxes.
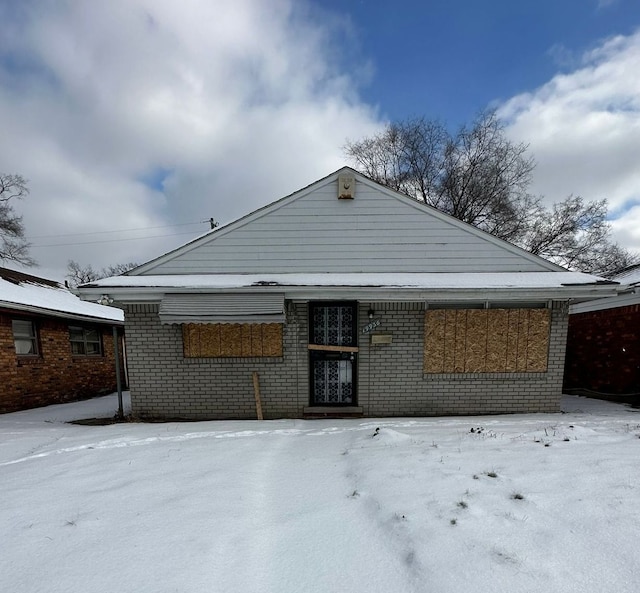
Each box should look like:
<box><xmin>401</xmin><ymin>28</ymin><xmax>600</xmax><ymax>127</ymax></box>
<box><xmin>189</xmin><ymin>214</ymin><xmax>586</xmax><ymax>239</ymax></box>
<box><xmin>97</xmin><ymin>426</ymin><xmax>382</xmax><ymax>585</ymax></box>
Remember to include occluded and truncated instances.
<box><xmin>309</xmin><ymin>302</ymin><xmax>357</xmax><ymax>405</ymax></box>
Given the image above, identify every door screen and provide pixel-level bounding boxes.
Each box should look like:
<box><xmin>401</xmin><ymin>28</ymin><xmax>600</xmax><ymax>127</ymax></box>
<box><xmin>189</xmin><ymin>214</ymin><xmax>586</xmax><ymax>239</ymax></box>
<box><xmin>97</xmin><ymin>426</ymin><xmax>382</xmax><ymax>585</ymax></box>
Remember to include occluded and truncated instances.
<box><xmin>310</xmin><ymin>303</ymin><xmax>357</xmax><ymax>405</ymax></box>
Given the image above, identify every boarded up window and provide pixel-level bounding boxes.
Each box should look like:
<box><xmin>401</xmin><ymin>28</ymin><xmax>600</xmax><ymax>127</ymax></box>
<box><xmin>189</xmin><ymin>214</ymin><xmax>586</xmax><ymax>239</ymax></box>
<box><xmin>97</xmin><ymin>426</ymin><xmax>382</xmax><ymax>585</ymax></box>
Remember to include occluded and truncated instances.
<box><xmin>424</xmin><ymin>309</ymin><xmax>550</xmax><ymax>373</ymax></box>
<box><xmin>183</xmin><ymin>323</ymin><xmax>283</xmax><ymax>358</ymax></box>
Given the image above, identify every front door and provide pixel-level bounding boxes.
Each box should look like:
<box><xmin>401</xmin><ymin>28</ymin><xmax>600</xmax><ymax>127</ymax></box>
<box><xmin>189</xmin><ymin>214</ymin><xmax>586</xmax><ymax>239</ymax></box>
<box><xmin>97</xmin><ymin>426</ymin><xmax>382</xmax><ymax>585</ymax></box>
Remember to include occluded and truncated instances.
<box><xmin>309</xmin><ymin>302</ymin><xmax>357</xmax><ymax>405</ymax></box>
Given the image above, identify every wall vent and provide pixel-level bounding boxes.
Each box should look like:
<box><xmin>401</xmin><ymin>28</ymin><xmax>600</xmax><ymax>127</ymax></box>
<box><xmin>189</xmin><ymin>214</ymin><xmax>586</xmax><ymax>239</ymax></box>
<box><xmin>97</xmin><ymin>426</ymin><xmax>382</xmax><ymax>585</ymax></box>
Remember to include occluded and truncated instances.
<box><xmin>338</xmin><ymin>175</ymin><xmax>355</xmax><ymax>199</ymax></box>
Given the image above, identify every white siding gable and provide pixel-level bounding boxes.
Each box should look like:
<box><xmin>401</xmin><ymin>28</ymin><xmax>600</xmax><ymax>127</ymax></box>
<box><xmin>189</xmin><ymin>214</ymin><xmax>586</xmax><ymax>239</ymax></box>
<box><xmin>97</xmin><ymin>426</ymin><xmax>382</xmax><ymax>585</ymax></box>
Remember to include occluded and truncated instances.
<box><xmin>134</xmin><ymin>168</ymin><xmax>561</xmax><ymax>275</ymax></box>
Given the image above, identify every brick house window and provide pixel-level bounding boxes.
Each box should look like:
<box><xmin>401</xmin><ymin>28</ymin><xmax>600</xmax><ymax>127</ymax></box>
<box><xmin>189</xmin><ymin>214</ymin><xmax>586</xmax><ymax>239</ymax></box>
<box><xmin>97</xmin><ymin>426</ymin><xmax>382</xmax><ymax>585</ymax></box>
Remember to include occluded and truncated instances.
<box><xmin>182</xmin><ymin>323</ymin><xmax>283</xmax><ymax>357</ymax></box>
<box><xmin>12</xmin><ymin>319</ymin><xmax>39</xmax><ymax>355</ymax></box>
<box><xmin>424</xmin><ymin>308</ymin><xmax>550</xmax><ymax>373</ymax></box>
<box><xmin>69</xmin><ymin>326</ymin><xmax>102</xmax><ymax>355</ymax></box>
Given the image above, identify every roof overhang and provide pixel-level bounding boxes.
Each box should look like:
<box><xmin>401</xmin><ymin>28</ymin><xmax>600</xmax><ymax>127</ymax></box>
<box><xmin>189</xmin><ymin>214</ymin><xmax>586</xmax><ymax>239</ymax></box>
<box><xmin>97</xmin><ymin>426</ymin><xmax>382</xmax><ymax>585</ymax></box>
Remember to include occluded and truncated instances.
<box><xmin>569</xmin><ymin>288</ymin><xmax>640</xmax><ymax>314</ymax></box>
<box><xmin>0</xmin><ymin>300</ymin><xmax>124</xmax><ymax>325</ymax></box>
<box><xmin>77</xmin><ymin>273</ymin><xmax>621</xmax><ymax>306</ymax></box>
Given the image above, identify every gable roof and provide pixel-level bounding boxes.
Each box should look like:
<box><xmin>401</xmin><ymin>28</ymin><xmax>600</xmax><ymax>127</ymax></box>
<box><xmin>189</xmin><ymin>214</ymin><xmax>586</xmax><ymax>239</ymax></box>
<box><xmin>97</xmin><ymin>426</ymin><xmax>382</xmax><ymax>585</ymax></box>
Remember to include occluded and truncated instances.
<box><xmin>0</xmin><ymin>267</ymin><xmax>123</xmax><ymax>324</ymax></box>
<box><xmin>130</xmin><ymin>167</ymin><xmax>565</xmax><ymax>276</ymax></box>
<box><xmin>78</xmin><ymin>168</ymin><xmax>622</xmax><ymax>305</ymax></box>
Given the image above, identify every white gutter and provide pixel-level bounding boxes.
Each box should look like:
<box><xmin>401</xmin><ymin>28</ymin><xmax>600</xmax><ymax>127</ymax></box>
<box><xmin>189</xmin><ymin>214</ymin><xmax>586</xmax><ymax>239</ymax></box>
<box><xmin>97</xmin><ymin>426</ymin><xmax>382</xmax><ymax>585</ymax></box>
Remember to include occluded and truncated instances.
<box><xmin>77</xmin><ymin>283</ymin><xmax>621</xmax><ymax>305</ymax></box>
<box><xmin>569</xmin><ymin>287</ymin><xmax>640</xmax><ymax>314</ymax></box>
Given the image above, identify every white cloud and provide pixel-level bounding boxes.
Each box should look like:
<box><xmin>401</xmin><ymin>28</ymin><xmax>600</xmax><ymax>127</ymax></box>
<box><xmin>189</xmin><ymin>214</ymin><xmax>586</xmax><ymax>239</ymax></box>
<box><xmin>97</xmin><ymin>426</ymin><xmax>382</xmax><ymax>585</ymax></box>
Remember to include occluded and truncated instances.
<box><xmin>0</xmin><ymin>0</ymin><xmax>381</xmax><ymax>280</ymax></box>
<box><xmin>499</xmin><ymin>30</ymin><xmax>640</xmax><ymax>255</ymax></box>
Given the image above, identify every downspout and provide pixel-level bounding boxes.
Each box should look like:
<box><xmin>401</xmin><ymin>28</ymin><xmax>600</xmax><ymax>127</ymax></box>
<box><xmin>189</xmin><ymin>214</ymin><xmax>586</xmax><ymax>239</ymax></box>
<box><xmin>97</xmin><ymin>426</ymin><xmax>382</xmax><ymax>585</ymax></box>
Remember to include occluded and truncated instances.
<box><xmin>121</xmin><ymin>332</ymin><xmax>129</xmax><ymax>388</ymax></box>
<box><xmin>113</xmin><ymin>325</ymin><xmax>124</xmax><ymax>419</ymax></box>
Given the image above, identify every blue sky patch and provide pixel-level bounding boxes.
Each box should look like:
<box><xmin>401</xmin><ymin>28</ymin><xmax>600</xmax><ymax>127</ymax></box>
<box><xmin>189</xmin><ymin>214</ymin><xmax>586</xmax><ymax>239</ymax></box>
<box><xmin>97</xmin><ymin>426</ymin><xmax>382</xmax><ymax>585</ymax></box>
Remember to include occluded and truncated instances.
<box><xmin>137</xmin><ymin>167</ymin><xmax>173</xmax><ymax>192</ymax></box>
<box><xmin>608</xmin><ymin>197</ymin><xmax>640</xmax><ymax>219</ymax></box>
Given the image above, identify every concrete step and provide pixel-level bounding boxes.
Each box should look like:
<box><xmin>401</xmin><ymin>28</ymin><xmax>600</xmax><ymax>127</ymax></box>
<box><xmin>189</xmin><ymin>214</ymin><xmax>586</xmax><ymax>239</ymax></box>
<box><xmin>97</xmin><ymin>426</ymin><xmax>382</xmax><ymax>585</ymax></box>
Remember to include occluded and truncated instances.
<box><xmin>303</xmin><ymin>406</ymin><xmax>364</xmax><ymax>419</ymax></box>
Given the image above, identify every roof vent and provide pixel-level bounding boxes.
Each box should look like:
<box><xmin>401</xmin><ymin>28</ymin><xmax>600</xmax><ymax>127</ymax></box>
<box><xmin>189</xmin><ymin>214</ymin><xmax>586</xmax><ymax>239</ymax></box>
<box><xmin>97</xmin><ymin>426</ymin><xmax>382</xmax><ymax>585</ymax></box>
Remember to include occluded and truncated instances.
<box><xmin>338</xmin><ymin>175</ymin><xmax>355</xmax><ymax>199</ymax></box>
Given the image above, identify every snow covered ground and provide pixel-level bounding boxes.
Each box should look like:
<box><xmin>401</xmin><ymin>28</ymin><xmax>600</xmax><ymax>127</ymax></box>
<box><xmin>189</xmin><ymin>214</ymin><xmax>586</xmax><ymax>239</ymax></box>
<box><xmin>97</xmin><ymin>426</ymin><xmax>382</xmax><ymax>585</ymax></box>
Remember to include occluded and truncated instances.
<box><xmin>2</xmin><ymin>393</ymin><xmax>640</xmax><ymax>593</ymax></box>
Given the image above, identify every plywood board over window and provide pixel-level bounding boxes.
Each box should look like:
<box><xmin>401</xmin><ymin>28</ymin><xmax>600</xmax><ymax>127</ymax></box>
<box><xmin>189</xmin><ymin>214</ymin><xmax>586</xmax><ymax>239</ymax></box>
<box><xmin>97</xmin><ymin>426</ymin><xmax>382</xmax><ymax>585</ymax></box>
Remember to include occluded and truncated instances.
<box><xmin>183</xmin><ymin>323</ymin><xmax>283</xmax><ymax>358</ymax></box>
<box><xmin>424</xmin><ymin>309</ymin><xmax>550</xmax><ymax>373</ymax></box>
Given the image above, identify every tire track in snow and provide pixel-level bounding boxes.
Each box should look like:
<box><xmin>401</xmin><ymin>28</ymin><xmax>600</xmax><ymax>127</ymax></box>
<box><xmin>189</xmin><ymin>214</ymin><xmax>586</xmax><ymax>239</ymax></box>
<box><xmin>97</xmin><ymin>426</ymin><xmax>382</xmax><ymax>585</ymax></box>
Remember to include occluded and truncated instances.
<box><xmin>0</xmin><ymin>428</ymin><xmax>307</xmax><ymax>467</ymax></box>
<box><xmin>4</xmin><ymin>412</ymin><xmax>627</xmax><ymax>467</ymax></box>
<box><xmin>210</xmin><ymin>433</ymin><xmax>287</xmax><ymax>593</ymax></box>
<box><xmin>0</xmin><ymin>421</ymin><xmax>426</xmax><ymax>467</ymax></box>
<box><xmin>208</xmin><ymin>427</ymin><xmax>418</xmax><ymax>592</ymax></box>
<box><xmin>342</xmin><ymin>428</ymin><xmax>434</xmax><ymax>592</ymax></box>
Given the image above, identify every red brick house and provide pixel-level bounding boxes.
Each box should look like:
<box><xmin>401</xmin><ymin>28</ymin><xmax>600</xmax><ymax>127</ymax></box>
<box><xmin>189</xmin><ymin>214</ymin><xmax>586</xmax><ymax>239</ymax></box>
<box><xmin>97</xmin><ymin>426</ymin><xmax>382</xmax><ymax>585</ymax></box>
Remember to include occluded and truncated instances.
<box><xmin>564</xmin><ymin>263</ymin><xmax>640</xmax><ymax>398</ymax></box>
<box><xmin>0</xmin><ymin>267</ymin><xmax>125</xmax><ymax>413</ymax></box>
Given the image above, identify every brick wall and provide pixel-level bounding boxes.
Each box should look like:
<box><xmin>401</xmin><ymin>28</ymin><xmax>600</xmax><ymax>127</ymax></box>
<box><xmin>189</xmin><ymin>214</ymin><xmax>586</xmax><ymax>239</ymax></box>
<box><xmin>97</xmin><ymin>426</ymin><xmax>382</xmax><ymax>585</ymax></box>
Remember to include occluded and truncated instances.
<box><xmin>359</xmin><ymin>301</ymin><xmax>568</xmax><ymax>416</ymax></box>
<box><xmin>564</xmin><ymin>304</ymin><xmax>639</xmax><ymax>394</ymax></box>
<box><xmin>124</xmin><ymin>303</ymin><xmax>307</xmax><ymax>420</ymax></box>
<box><xmin>124</xmin><ymin>300</ymin><xmax>568</xmax><ymax>420</ymax></box>
<box><xmin>0</xmin><ymin>312</ymin><xmax>124</xmax><ymax>413</ymax></box>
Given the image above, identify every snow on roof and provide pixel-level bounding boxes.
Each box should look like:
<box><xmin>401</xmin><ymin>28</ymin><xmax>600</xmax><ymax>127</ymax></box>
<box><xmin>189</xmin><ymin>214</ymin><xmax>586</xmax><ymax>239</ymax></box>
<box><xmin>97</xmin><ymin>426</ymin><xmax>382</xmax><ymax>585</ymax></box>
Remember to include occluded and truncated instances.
<box><xmin>0</xmin><ymin>268</ymin><xmax>124</xmax><ymax>323</ymax></box>
<box><xmin>612</xmin><ymin>263</ymin><xmax>640</xmax><ymax>285</ymax></box>
<box><xmin>85</xmin><ymin>271</ymin><xmax>611</xmax><ymax>291</ymax></box>
<box><xmin>569</xmin><ymin>263</ymin><xmax>640</xmax><ymax>314</ymax></box>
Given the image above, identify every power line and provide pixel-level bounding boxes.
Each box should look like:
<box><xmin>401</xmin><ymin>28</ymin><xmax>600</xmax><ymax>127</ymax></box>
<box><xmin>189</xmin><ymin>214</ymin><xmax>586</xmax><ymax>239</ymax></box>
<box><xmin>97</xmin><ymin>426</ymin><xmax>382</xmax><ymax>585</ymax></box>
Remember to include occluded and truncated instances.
<box><xmin>27</xmin><ymin>220</ymin><xmax>204</xmax><ymax>240</ymax></box>
<box><xmin>31</xmin><ymin>230</ymin><xmax>205</xmax><ymax>248</ymax></box>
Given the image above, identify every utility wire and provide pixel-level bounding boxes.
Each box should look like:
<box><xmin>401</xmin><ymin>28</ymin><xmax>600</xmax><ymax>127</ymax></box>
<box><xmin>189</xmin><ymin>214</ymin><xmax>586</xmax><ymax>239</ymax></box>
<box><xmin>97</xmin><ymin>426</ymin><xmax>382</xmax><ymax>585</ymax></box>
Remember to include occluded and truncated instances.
<box><xmin>27</xmin><ymin>221</ymin><xmax>203</xmax><ymax>240</ymax></box>
<box><xmin>31</xmin><ymin>230</ymin><xmax>206</xmax><ymax>248</ymax></box>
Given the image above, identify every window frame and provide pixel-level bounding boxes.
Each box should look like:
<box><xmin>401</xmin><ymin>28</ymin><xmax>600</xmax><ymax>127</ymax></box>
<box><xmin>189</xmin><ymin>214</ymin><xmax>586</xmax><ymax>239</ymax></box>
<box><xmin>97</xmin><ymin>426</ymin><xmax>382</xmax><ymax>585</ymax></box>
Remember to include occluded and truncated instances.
<box><xmin>69</xmin><ymin>325</ymin><xmax>103</xmax><ymax>356</ymax></box>
<box><xmin>423</xmin><ymin>307</ymin><xmax>551</xmax><ymax>374</ymax></box>
<box><xmin>12</xmin><ymin>319</ymin><xmax>40</xmax><ymax>356</ymax></box>
<box><xmin>182</xmin><ymin>323</ymin><xmax>283</xmax><ymax>358</ymax></box>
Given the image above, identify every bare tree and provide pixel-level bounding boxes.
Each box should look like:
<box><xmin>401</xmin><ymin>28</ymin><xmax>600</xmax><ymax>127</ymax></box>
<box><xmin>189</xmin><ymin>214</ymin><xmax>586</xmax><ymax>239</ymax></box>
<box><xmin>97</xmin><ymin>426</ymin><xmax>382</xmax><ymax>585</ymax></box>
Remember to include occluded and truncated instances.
<box><xmin>346</xmin><ymin>112</ymin><xmax>536</xmax><ymax>240</ymax></box>
<box><xmin>66</xmin><ymin>260</ymin><xmax>138</xmax><ymax>288</ymax></box>
<box><xmin>0</xmin><ymin>174</ymin><xmax>35</xmax><ymax>266</ymax></box>
<box><xmin>103</xmin><ymin>262</ymin><xmax>140</xmax><ymax>276</ymax></box>
<box><xmin>345</xmin><ymin>111</ymin><xmax>638</xmax><ymax>275</ymax></box>
<box><xmin>521</xmin><ymin>196</ymin><xmax>639</xmax><ymax>276</ymax></box>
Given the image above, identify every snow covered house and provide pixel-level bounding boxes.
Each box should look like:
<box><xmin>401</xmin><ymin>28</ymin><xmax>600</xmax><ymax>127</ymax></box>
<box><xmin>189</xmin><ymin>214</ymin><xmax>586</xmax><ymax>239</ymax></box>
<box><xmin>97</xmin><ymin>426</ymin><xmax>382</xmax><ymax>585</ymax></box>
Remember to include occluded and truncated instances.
<box><xmin>77</xmin><ymin>168</ymin><xmax>620</xmax><ymax>420</ymax></box>
<box><xmin>564</xmin><ymin>263</ymin><xmax>640</xmax><ymax>398</ymax></box>
<box><xmin>0</xmin><ymin>267</ymin><xmax>125</xmax><ymax>413</ymax></box>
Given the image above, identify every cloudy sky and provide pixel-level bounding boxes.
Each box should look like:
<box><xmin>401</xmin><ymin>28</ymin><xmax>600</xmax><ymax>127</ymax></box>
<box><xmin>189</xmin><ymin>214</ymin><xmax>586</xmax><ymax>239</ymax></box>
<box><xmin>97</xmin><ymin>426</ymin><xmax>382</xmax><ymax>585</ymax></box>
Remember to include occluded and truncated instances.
<box><xmin>1</xmin><ymin>0</ymin><xmax>639</xmax><ymax>281</ymax></box>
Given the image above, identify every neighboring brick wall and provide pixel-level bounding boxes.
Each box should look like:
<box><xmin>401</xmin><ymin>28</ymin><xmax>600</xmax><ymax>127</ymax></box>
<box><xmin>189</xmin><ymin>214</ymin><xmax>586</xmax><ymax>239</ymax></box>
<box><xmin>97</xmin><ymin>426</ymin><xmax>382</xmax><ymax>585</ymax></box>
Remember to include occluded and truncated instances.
<box><xmin>564</xmin><ymin>304</ymin><xmax>639</xmax><ymax>394</ymax></box>
<box><xmin>125</xmin><ymin>300</ymin><xmax>569</xmax><ymax>420</ymax></box>
<box><xmin>0</xmin><ymin>312</ymin><xmax>124</xmax><ymax>413</ymax></box>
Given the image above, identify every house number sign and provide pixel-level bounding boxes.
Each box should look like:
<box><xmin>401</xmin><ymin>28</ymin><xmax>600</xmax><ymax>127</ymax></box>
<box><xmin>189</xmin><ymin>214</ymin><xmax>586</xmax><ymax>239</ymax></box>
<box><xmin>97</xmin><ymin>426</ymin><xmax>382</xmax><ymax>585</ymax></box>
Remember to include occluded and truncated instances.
<box><xmin>362</xmin><ymin>319</ymin><xmax>381</xmax><ymax>334</ymax></box>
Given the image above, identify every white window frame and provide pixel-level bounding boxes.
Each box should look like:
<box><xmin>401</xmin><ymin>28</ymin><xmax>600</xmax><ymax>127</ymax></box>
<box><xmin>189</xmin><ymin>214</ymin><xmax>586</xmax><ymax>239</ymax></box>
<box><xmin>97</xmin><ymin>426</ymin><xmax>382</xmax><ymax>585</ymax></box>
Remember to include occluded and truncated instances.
<box><xmin>12</xmin><ymin>319</ymin><xmax>39</xmax><ymax>355</ymax></box>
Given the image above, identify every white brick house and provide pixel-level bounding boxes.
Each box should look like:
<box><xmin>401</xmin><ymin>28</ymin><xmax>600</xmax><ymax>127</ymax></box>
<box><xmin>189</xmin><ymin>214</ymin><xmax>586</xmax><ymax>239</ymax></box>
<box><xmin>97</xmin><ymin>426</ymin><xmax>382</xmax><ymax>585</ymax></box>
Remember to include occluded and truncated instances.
<box><xmin>78</xmin><ymin>168</ymin><xmax>619</xmax><ymax>420</ymax></box>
